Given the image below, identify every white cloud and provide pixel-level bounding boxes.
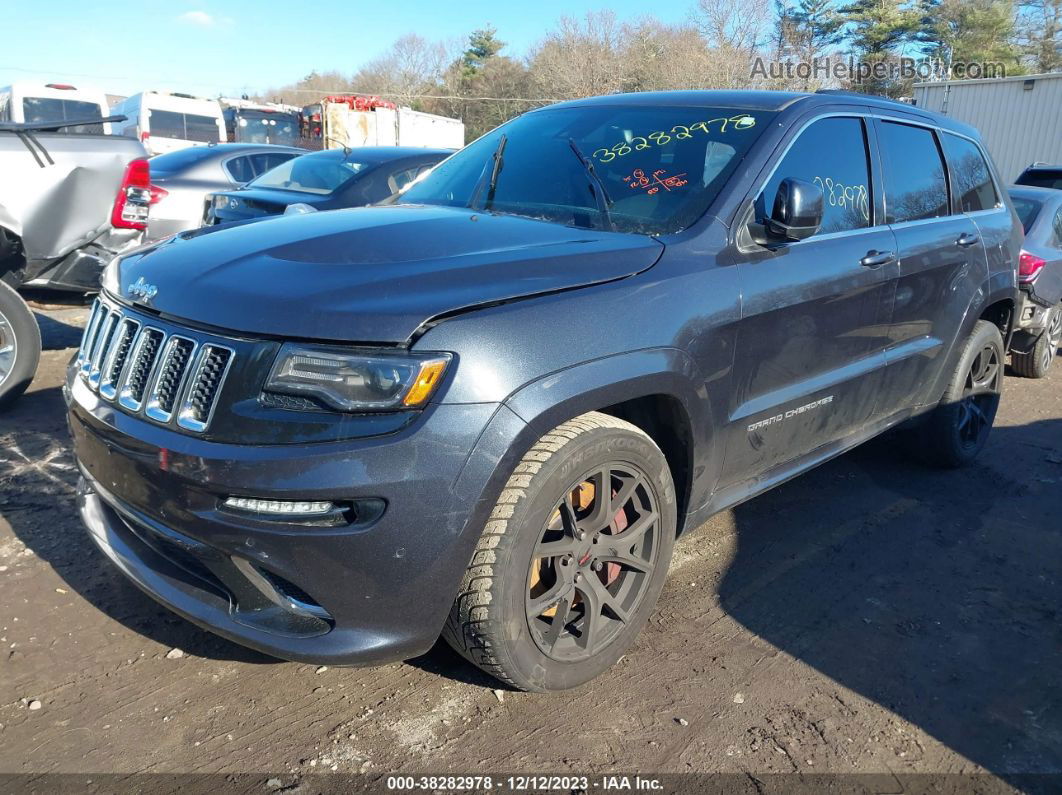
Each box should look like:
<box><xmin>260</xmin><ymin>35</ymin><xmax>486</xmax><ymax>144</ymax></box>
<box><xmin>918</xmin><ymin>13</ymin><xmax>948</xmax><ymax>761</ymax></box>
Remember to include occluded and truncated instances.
<box><xmin>179</xmin><ymin>10</ymin><xmax>216</xmax><ymax>26</ymax></box>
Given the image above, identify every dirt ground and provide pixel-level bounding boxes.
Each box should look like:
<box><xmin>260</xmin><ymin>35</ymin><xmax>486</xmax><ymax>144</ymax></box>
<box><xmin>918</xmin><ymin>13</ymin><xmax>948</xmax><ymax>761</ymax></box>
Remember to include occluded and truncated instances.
<box><xmin>0</xmin><ymin>303</ymin><xmax>1059</xmax><ymax>791</ymax></box>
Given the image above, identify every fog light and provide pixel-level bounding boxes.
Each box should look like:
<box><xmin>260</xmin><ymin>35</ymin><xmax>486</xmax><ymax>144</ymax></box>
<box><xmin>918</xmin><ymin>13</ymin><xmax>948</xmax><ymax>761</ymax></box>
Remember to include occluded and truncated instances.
<box><xmin>222</xmin><ymin>497</ymin><xmax>335</xmax><ymax>516</ymax></box>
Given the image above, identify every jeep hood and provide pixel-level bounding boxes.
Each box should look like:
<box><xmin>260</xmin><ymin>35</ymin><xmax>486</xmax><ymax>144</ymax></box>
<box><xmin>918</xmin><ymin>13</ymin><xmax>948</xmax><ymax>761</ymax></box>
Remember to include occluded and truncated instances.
<box><xmin>112</xmin><ymin>204</ymin><xmax>664</xmax><ymax>343</ymax></box>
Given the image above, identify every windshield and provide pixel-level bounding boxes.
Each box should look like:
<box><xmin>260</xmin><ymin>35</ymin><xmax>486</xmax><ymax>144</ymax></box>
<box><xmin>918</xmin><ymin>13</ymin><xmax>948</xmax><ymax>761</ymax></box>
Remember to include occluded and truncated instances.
<box><xmin>249</xmin><ymin>153</ymin><xmax>366</xmax><ymax>194</ymax></box>
<box><xmin>400</xmin><ymin>105</ymin><xmax>775</xmax><ymax>234</ymax></box>
<box><xmin>232</xmin><ymin>111</ymin><xmax>300</xmax><ymax>146</ymax></box>
<box><xmin>23</xmin><ymin>97</ymin><xmax>104</xmax><ymax>133</ymax></box>
<box><xmin>1011</xmin><ymin>197</ymin><xmax>1042</xmax><ymax>234</ymax></box>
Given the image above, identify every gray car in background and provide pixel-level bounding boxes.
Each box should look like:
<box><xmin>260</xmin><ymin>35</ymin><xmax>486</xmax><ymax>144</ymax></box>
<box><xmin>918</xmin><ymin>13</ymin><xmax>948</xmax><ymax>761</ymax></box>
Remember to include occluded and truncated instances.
<box><xmin>146</xmin><ymin>143</ymin><xmax>303</xmax><ymax>241</ymax></box>
<box><xmin>1008</xmin><ymin>185</ymin><xmax>1062</xmax><ymax>377</ymax></box>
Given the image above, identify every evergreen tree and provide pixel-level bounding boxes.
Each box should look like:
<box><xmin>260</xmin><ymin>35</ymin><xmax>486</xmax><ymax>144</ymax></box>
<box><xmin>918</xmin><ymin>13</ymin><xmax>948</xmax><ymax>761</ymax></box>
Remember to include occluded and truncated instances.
<box><xmin>462</xmin><ymin>26</ymin><xmax>506</xmax><ymax>76</ymax></box>
<box><xmin>918</xmin><ymin>0</ymin><xmax>1023</xmax><ymax>76</ymax></box>
<box><xmin>840</xmin><ymin>0</ymin><xmax>922</xmax><ymax>56</ymax></box>
<box><xmin>790</xmin><ymin>0</ymin><xmax>846</xmax><ymax>56</ymax></box>
<box><xmin>839</xmin><ymin>0</ymin><xmax>922</xmax><ymax>95</ymax></box>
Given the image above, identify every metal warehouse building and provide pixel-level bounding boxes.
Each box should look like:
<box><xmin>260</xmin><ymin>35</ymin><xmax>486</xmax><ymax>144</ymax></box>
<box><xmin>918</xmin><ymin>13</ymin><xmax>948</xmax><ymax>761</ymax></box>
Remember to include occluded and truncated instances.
<box><xmin>913</xmin><ymin>73</ymin><xmax>1062</xmax><ymax>182</ymax></box>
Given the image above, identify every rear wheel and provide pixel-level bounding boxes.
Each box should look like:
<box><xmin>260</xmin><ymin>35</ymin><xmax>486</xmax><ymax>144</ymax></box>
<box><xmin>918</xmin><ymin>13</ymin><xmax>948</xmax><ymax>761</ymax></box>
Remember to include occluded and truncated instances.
<box><xmin>920</xmin><ymin>320</ymin><xmax>1004</xmax><ymax>468</ymax></box>
<box><xmin>1011</xmin><ymin>304</ymin><xmax>1061</xmax><ymax>379</ymax></box>
<box><xmin>0</xmin><ymin>280</ymin><xmax>41</xmax><ymax>411</ymax></box>
<box><xmin>443</xmin><ymin>412</ymin><xmax>676</xmax><ymax>691</ymax></box>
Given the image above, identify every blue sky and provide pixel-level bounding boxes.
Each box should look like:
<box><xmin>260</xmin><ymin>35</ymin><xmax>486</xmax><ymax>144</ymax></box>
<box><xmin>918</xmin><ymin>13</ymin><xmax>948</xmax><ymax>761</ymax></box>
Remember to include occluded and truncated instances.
<box><xmin>3</xmin><ymin>0</ymin><xmax>695</xmax><ymax>98</ymax></box>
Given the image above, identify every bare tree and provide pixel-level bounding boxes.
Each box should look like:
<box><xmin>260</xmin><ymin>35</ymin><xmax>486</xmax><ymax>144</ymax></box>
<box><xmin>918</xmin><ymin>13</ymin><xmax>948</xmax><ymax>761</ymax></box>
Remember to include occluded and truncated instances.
<box><xmin>1016</xmin><ymin>0</ymin><xmax>1062</xmax><ymax>72</ymax></box>
<box><xmin>351</xmin><ymin>34</ymin><xmax>458</xmax><ymax>108</ymax></box>
<box><xmin>527</xmin><ymin>11</ymin><xmax>630</xmax><ymax>99</ymax></box>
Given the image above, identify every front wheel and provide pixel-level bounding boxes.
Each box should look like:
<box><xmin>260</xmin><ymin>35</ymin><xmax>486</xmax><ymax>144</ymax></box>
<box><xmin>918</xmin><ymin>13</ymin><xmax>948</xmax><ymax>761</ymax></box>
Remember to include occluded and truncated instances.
<box><xmin>0</xmin><ymin>280</ymin><xmax>41</xmax><ymax>411</ymax></box>
<box><xmin>919</xmin><ymin>320</ymin><xmax>1004</xmax><ymax>468</ymax></box>
<box><xmin>1011</xmin><ymin>304</ymin><xmax>1061</xmax><ymax>379</ymax></box>
<box><xmin>443</xmin><ymin>412</ymin><xmax>676</xmax><ymax>691</ymax></box>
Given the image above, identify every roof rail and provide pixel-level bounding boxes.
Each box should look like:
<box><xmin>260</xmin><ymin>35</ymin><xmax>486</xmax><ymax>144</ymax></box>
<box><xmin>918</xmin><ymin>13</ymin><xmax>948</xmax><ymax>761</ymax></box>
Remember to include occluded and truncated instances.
<box><xmin>813</xmin><ymin>89</ymin><xmax>915</xmax><ymax>107</ymax></box>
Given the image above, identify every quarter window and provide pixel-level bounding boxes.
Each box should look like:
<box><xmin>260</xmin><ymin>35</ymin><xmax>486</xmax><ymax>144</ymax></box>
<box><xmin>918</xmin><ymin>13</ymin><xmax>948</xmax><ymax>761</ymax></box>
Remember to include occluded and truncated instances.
<box><xmin>1054</xmin><ymin>209</ymin><xmax>1062</xmax><ymax>247</ymax></box>
<box><xmin>879</xmin><ymin>122</ymin><xmax>949</xmax><ymax>224</ymax></box>
<box><xmin>940</xmin><ymin>133</ymin><xmax>998</xmax><ymax>212</ymax></box>
<box><xmin>757</xmin><ymin>117</ymin><xmax>872</xmax><ymax>236</ymax></box>
<box><xmin>224</xmin><ymin>156</ymin><xmax>255</xmax><ymax>183</ymax></box>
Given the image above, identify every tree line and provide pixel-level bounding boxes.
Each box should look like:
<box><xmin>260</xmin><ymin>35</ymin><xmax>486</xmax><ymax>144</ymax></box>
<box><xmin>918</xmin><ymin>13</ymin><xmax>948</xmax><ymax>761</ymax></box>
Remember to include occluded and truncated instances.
<box><xmin>256</xmin><ymin>0</ymin><xmax>1061</xmax><ymax>138</ymax></box>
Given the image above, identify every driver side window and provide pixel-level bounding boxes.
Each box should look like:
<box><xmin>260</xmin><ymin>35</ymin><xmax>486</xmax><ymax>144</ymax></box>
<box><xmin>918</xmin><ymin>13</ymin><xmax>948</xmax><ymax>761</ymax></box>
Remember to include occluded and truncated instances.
<box><xmin>757</xmin><ymin>117</ymin><xmax>873</xmax><ymax>237</ymax></box>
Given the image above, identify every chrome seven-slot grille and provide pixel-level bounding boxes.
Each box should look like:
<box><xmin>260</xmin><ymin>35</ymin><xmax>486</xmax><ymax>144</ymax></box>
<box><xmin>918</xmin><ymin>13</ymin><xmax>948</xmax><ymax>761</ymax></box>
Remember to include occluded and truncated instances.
<box><xmin>76</xmin><ymin>298</ymin><xmax>234</xmax><ymax>433</ymax></box>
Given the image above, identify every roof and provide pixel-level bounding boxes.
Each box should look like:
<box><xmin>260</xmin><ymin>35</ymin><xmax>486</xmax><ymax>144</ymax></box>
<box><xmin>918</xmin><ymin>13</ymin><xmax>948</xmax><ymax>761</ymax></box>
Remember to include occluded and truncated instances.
<box><xmin>543</xmin><ymin>89</ymin><xmax>810</xmax><ymax>112</ymax></box>
<box><xmin>308</xmin><ymin>146</ymin><xmax>452</xmax><ymax>163</ymax></box>
<box><xmin>199</xmin><ymin>142</ymin><xmax>305</xmax><ymax>154</ymax></box>
<box><xmin>536</xmin><ymin>88</ymin><xmax>979</xmax><ymax>138</ymax></box>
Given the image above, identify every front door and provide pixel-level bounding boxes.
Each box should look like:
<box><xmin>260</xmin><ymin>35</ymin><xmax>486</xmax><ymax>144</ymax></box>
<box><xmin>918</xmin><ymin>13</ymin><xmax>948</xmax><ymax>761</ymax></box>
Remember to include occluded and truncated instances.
<box><xmin>722</xmin><ymin>114</ymin><xmax>895</xmax><ymax>486</ymax></box>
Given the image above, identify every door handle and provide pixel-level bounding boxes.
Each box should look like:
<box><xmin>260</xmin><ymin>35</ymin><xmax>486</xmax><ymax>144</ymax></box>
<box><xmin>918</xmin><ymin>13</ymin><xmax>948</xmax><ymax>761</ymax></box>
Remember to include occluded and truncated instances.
<box><xmin>860</xmin><ymin>250</ymin><xmax>895</xmax><ymax>268</ymax></box>
<box><xmin>956</xmin><ymin>232</ymin><xmax>980</xmax><ymax>247</ymax></box>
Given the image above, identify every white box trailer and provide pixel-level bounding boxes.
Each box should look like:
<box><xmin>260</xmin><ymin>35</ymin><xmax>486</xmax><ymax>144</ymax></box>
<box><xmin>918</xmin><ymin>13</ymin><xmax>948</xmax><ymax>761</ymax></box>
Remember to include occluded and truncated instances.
<box><xmin>913</xmin><ymin>73</ymin><xmax>1062</xmax><ymax>182</ymax></box>
<box><xmin>397</xmin><ymin>108</ymin><xmax>465</xmax><ymax>150</ymax></box>
<box><xmin>316</xmin><ymin>101</ymin><xmax>463</xmax><ymax>151</ymax></box>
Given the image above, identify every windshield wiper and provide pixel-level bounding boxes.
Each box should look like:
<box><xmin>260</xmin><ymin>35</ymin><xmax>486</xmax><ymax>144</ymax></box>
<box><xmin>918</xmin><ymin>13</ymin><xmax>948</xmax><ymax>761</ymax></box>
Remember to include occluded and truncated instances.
<box><xmin>469</xmin><ymin>134</ymin><xmax>507</xmax><ymax>211</ymax></box>
<box><xmin>568</xmin><ymin>138</ymin><xmax>615</xmax><ymax>232</ymax></box>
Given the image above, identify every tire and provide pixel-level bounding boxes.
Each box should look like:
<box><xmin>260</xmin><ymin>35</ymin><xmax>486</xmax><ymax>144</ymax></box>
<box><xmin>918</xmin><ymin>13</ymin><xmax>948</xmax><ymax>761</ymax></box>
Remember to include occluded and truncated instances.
<box><xmin>919</xmin><ymin>320</ymin><xmax>1004</xmax><ymax>468</ymax></box>
<box><xmin>443</xmin><ymin>411</ymin><xmax>677</xmax><ymax>692</ymax></box>
<box><xmin>1011</xmin><ymin>304</ymin><xmax>1061</xmax><ymax>379</ymax></box>
<box><xmin>0</xmin><ymin>279</ymin><xmax>41</xmax><ymax>411</ymax></box>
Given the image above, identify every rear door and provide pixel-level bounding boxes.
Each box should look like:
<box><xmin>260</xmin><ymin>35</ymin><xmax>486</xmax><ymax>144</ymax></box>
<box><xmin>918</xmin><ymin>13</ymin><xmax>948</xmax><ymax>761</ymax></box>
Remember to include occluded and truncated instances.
<box><xmin>872</xmin><ymin>118</ymin><xmax>991</xmax><ymax>412</ymax></box>
<box><xmin>722</xmin><ymin>113</ymin><xmax>896</xmax><ymax>484</ymax></box>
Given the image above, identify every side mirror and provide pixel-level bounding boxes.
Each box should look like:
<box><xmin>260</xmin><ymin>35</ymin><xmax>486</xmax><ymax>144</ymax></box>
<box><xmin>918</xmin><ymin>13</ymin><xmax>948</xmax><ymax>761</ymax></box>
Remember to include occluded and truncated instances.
<box><xmin>283</xmin><ymin>203</ymin><xmax>318</xmax><ymax>216</ymax></box>
<box><xmin>767</xmin><ymin>178</ymin><xmax>823</xmax><ymax>241</ymax></box>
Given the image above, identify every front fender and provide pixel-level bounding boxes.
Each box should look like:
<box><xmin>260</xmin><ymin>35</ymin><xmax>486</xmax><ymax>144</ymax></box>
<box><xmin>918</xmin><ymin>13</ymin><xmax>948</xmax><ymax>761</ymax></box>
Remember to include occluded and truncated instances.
<box><xmin>455</xmin><ymin>348</ymin><xmax>718</xmax><ymax>528</ymax></box>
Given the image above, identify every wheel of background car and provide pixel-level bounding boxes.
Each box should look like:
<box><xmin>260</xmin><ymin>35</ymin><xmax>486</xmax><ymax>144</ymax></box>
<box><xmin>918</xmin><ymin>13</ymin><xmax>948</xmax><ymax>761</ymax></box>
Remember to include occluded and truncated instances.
<box><xmin>918</xmin><ymin>320</ymin><xmax>1004</xmax><ymax>468</ymax></box>
<box><xmin>1011</xmin><ymin>304</ymin><xmax>1061</xmax><ymax>379</ymax></box>
<box><xmin>442</xmin><ymin>411</ymin><xmax>676</xmax><ymax>692</ymax></box>
<box><xmin>0</xmin><ymin>279</ymin><xmax>42</xmax><ymax>411</ymax></box>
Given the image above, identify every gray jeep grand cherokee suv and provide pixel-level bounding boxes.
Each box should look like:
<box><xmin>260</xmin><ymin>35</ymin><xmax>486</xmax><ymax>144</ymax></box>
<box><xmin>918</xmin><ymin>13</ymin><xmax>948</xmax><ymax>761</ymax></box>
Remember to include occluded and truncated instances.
<box><xmin>66</xmin><ymin>90</ymin><xmax>1021</xmax><ymax>691</ymax></box>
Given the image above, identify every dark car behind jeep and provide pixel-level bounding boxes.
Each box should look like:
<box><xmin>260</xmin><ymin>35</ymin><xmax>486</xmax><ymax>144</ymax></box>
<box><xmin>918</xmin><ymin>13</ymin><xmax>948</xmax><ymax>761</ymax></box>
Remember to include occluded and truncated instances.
<box><xmin>66</xmin><ymin>90</ymin><xmax>1021</xmax><ymax>692</ymax></box>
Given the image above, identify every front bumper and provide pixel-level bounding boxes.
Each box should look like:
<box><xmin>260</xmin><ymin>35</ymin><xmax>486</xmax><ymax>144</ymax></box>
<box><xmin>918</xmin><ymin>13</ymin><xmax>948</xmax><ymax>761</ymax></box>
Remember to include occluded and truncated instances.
<box><xmin>68</xmin><ymin>392</ymin><xmax>527</xmax><ymax>665</ymax></box>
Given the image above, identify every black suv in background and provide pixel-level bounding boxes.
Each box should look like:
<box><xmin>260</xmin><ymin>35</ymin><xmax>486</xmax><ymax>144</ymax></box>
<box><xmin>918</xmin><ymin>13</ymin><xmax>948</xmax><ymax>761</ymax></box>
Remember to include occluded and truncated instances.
<box><xmin>1015</xmin><ymin>163</ymin><xmax>1062</xmax><ymax>191</ymax></box>
<box><xmin>66</xmin><ymin>90</ymin><xmax>1021</xmax><ymax>692</ymax></box>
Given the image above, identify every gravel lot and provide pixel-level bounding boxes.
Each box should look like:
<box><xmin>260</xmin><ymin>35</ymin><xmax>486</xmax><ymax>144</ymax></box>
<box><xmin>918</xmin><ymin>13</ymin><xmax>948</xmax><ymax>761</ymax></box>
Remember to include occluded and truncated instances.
<box><xmin>0</xmin><ymin>303</ymin><xmax>1059</xmax><ymax>791</ymax></box>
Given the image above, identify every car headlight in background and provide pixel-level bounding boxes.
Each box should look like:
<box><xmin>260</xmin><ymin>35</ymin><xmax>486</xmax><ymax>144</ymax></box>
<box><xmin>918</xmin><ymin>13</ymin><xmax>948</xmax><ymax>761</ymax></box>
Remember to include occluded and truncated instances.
<box><xmin>264</xmin><ymin>344</ymin><xmax>451</xmax><ymax>411</ymax></box>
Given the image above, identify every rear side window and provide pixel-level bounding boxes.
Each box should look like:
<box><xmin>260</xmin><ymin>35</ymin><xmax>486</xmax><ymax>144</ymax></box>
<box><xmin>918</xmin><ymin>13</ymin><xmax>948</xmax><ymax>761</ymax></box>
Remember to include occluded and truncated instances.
<box><xmin>1054</xmin><ymin>209</ymin><xmax>1062</xmax><ymax>247</ymax></box>
<box><xmin>250</xmin><ymin>152</ymin><xmax>297</xmax><ymax>175</ymax></box>
<box><xmin>940</xmin><ymin>133</ymin><xmax>998</xmax><ymax>212</ymax></box>
<box><xmin>224</xmin><ymin>155</ymin><xmax>255</xmax><ymax>183</ymax></box>
<box><xmin>23</xmin><ymin>97</ymin><xmax>104</xmax><ymax>134</ymax></box>
<box><xmin>879</xmin><ymin>122</ymin><xmax>949</xmax><ymax>224</ymax></box>
<box><xmin>757</xmin><ymin>116</ymin><xmax>872</xmax><ymax>236</ymax></box>
<box><xmin>149</xmin><ymin>110</ymin><xmax>219</xmax><ymax>142</ymax></box>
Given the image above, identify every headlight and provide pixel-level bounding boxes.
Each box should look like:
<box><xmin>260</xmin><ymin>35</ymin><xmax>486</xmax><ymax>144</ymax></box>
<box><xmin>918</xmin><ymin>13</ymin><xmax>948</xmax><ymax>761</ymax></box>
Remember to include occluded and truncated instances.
<box><xmin>264</xmin><ymin>344</ymin><xmax>451</xmax><ymax>412</ymax></box>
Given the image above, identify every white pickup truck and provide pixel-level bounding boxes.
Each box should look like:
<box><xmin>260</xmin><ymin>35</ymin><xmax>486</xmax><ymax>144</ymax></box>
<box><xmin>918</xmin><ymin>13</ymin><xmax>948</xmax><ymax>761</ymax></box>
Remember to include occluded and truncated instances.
<box><xmin>0</xmin><ymin>115</ymin><xmax>151</xmax><ymax>409</ymax></box>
